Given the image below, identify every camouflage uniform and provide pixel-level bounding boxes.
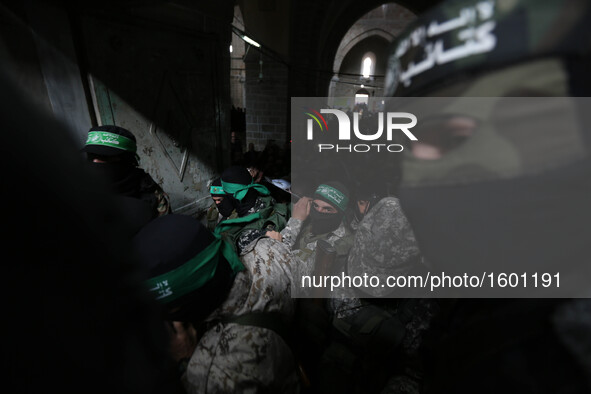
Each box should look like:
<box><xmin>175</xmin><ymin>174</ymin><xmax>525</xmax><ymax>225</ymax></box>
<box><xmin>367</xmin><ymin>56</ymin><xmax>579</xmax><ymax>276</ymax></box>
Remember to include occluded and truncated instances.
<box><xmin>278</xmin><ymin>217</ymin><xmax>357</xmax><ymax>391</ymax></box>
<box><xmin>286</xmin><ymin>220</ymin><xmax>355</xmax><ymax>279</ymax></box>
<box><xmin>234</xmin><ymin>196</ymin><xmax>277</xmax><ymax>253</ymax></box>
<box><xmin>183</xmin><ymin>237</ymin><xmax>300</xmax><ymax>393</ymax></box>
<box><xmin>316</xmin><ymin>197</ymin><xmax>437</xmax><ymax>394</ymax></box>
<box><xmin>330</xmin><ymin>196</ymin><xmax>423</xmax><ymax>315</ymax></box>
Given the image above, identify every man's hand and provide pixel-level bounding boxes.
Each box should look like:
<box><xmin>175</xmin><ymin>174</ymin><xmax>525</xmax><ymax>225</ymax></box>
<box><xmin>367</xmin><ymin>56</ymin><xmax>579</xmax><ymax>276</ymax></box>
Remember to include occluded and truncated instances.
<box><xmin>167</xmin><ymin>321</ymin><xmax>197</xmax><ymax>362</ymax></box>
<box><xmin>292</xmin><ymin>196</ymin><xmax>312</xmax><ymax>221</ymax></box>
<box><xmin>266</xmin><ymin>230</ymin><xmax>282</xmax><ymax>241</ymax></box>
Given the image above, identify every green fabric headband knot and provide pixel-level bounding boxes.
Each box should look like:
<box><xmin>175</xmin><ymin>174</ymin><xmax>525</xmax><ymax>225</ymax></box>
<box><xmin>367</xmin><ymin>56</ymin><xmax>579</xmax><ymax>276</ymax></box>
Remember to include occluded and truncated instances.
<box><xmin>210</xmin><ymin>185</ymin><xmax>225</xmax><ymax>195</ymax></box>
<box><xmin>144</xmin><ymin>236</ymin><xmax>244</xmax><ymax>303</ymax></box>
<box><xmin>222</xmin><ymin>180</ymin><xmax>270</xmax><ymax>201</ymax></box>
<box><xmin>85</xmin><ymin>131</ymin><xmax>137</xmax><ymax>153</ymax></box>
<box><xmin>315</xmin><ymin>184</ymin><xmax>349</xmax><ymax>211</ymax></box>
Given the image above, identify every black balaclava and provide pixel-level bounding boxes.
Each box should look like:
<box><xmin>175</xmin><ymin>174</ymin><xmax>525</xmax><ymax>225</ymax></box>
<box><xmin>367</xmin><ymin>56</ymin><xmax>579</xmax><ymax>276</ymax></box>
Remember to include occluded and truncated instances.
<box><xmin>132</xmin><ymin>214</ymin><xmax>239</xmax><ymax>323</ymax></box>
<box><xmin>310</xmin><ymin>181</ymin><xmax>349</xmax><ymax>235</ymax></box>
<box><xmin>221</xmin><ymin>166</ymin><xmax>260</xmax><ymax>217</ymax></box>
<box><xmin>211</xmin><ymin>178</ymin><xmax>234</xmax><ymax>218</ymax></box>
<box><xmin>87</xmin><ymin>153</ymin><xmax>141</xmax><ymax>197</ymax></box>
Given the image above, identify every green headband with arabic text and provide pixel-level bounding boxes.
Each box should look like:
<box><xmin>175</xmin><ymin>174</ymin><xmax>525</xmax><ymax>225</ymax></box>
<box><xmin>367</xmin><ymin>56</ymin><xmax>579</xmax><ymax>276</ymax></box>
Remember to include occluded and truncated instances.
<box><xmin>315</xmin><ymin>184</ymin><xmax>349</xmax><ymax>211</ymax></box>
<box><xmin>144</xmin><ymin>236</ymin><xmax>244</xmax><ymax>303</ymax></box>
<box><xmin>85</xmin><ymin>131</ymin><xmax>137</xmax><ymax>153</ymax></box>
<box><xmin>210</xmin><ymin>185</ymin><xmax>225</xmax><ymax>195</ymax></box>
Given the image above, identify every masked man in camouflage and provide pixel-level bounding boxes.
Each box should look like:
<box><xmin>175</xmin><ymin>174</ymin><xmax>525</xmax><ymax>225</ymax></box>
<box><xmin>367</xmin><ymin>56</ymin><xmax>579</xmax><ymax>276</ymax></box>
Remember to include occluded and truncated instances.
<box><xmin>276</xmin><ymin>181</ymin><xmax>356</xmax><ymax>388</ymax></box>
<box><xmin>133</xmin><ymin>214</ymin><xmax>306</xmax><ymax>393</ymax></box>
<box><xmin>285</xmin><ymin>181</ymin><xmax>355</xmax><ymax>276</ymax></box>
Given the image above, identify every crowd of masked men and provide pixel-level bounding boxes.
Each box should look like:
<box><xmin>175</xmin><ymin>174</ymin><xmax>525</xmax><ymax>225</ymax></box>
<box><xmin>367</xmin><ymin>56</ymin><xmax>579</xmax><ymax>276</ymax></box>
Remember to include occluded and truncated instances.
<box><xmin>71</xmin><ymin>119</ymin><xmax>436</xmax><ymax>393</ymax></box>
<box><xmin>8</xmin><ymin>0</ymin><xmax>591</xmax><ymax>392</ymax></box>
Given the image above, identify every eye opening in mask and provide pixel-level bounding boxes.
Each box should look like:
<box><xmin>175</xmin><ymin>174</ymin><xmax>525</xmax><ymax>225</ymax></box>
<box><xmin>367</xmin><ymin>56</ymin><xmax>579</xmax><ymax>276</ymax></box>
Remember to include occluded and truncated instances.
<box><xmin>312</xmin><ymin>200</ymin><xmax>338</xmax><ymax>214</ymax></box>
<box><xmin>409</xmin><ymin>114</ymin><xmax>478</xmax><ymax>160</ymax></box>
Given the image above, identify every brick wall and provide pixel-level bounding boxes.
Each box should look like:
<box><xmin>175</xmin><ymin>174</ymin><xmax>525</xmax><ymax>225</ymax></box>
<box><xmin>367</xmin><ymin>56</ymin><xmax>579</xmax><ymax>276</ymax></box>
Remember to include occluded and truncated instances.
<box><xmin>244</xmin><ymin>51</ymin><xmax>289</xmax><ymax>151</ymax></box>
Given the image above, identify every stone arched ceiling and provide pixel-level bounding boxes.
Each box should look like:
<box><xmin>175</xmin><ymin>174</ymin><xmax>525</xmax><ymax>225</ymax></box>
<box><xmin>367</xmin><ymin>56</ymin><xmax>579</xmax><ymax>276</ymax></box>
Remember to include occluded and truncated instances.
<box><xmin>289</xmin><ymin>0</ymin><xmax>444</xmax><ymax>96</ymax></box>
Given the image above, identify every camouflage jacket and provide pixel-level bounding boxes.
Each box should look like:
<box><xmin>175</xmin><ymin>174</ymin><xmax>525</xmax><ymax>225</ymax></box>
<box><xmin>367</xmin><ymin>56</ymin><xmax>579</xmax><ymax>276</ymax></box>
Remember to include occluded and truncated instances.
<box><xmin>324</xmin><ymin>198</ymin><xmax>434</xmax><ymax>394</ymax></box>
<box><xmin>329</xmin><ymin>197</ymin><xmax>424</xmax><ymax>316</ymax></box>
<box><xmin>183</xmin><ymin>237</ymin><xmax>300</xmax><ymax>394</ymax></box>
<box><xmin>348</xmin><ymin>197</ymin><xmax>422</xmax><ymax>296</ymax></box>
<box><xmin>282</xmin><ymin>218</ymin><xmax>355</xmax><ymax>280</ymax></box>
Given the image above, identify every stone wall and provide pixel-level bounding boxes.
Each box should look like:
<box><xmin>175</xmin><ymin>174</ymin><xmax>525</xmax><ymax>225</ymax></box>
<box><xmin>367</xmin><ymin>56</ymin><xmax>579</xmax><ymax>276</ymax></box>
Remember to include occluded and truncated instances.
<box><xmin>244</xmin><ymin>51</ymin><xmax>289</xmax><ymax>151</ymax></box>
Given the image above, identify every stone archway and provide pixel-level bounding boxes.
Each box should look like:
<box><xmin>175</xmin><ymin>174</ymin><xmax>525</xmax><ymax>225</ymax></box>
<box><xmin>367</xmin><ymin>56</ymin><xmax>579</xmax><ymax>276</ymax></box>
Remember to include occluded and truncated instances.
<box><xmin>328</xmin><ymin>2</ymin><xmax>416</xmax><ymax>104</ymax></box>
<box><xmin>333</xmin><ymin>28</ymin><xmax>394</xmax><ymax>77</ymax></box>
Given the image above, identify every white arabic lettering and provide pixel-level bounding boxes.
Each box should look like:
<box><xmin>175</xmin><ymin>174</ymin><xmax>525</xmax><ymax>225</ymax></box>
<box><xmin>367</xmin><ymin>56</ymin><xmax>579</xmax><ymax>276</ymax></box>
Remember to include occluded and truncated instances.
<box><xmin>400</xmin><ymin>21</ymin><xmax>497</xmax><ymax>87</ymax></box>
<box><xmin>394</xmin><ymin>0</ymin><xmax>497</xmax><ymax>87</ymax></box>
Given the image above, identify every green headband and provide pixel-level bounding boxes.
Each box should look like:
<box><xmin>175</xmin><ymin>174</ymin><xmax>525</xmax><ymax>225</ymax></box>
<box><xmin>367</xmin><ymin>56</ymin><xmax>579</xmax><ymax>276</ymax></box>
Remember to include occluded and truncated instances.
<box><xmin>222</xmin><ymin>180</ymin><xmax>270</xmax><ymax>201</ymax></box>
<box><xmin>144</xmin><ymin>236</ymin><xmax>244</xmax><ymax>303</ymax></box>
<box><xmin>214</xmin><ymin>210</ymin><xmax>263</xmax><ymax>236</ymax></box>
<box><xmin>85</xmin><ymin>131</ymin><xmax>137</xmax><ymax>153</ymax></box>
<box><xmin>315</xmin><ymin>184</ymin><xmax>348</xmax><ymax>211</ymax></box>
<box><xmin>210</xmin><ymin>185</ymin><xmax>225</xmax><ymax>195</ymax></box>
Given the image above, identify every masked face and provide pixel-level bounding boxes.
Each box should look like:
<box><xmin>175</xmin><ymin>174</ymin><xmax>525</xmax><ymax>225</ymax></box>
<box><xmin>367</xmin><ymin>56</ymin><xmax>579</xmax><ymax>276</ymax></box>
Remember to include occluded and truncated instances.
<box><xmin>309</xmin><ymin>199</ymin><xmax>343</xmax><ymax>235</ymax></box>
<box><xmin>88</xmin><ymin>159</ymin><xmax>133</xmax><ymax>182</ymax></box>
<box><xmin>226</xmin><ymin>189</ymin><xmax>259</xmax><ymax>217</ymax></box>
<box><xmin>87</xmin><ymin>155</ymin><xmax>140</xmax><ymax>197</ymax></box>
<box><xmin>396</xmin><ymin>60</ymin><xmax>591</xmax><ymax>284</ymax></box>
<box><xmin>215</xmin><ymin>196</ymin><xmax>234</xmax><ymax>217</ymax></box>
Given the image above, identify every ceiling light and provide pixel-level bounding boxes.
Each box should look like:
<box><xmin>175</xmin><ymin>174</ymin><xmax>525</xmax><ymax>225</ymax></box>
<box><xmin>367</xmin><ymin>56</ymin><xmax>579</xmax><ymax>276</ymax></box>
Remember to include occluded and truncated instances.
<box><xmin>242</xmin><ymin>35</ymin><xmax>260</xmax><ymax>48</ymax></box>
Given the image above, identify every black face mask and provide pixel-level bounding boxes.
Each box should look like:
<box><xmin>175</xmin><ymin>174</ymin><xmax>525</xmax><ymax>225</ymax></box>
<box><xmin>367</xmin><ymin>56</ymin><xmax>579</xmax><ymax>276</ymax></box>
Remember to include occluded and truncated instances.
<box><xmin>309</xmin><ymin>208</ymin><xmax>343</xmax><ymax>235</ymax></box>
<box><xmin>397</xmin><ymin>159</ymin><xmax>591</xmax><ymax>281</ymax></box>
<box><xmin>216</xmin><ymin>198</ymin><xmax>234</xmax><ymax>218</ymax></box>
<box><xmin>89</xmin><ymin>161</ymin><xmax>139</xmax><ymax>197</ymax></box>
<box><xmin>228</xmin><ymin>190</ymin><xmax>258</xmax><ymax>217</ymax></box>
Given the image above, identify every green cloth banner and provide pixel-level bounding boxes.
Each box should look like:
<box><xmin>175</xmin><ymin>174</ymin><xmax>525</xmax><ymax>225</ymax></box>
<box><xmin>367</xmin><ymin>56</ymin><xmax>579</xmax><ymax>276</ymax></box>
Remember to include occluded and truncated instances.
<box><xmin>222</xmin><ymin>180</ymin><xmax>270</xmax><ymax>201</ymax></box>
<box><xmin>213</xmin><ymin>211</ymin><xmax>263</xmax><ymax>236</ymax></box>
<box><xmin>85</xmin><ymin>131</ymin><xmax>137</xmax><ymax>153</ymax></box>
<box><xmin>144</xmin><ymin>236</ymin><xmax>244</xmax><ymax>303</ymax></box>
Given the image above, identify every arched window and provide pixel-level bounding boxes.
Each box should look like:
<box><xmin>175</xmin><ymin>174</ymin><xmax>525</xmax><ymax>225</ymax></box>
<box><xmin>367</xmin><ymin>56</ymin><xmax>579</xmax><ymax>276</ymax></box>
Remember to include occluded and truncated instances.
<box><xmin>362</xmin><ymin>57</ymin><xmax>372</xmax><ymax>78</ymax></box>
<box><xmin>361</xmin><ymin>52</ymin><xmax>376</xmax><ymax>79</ymax></box>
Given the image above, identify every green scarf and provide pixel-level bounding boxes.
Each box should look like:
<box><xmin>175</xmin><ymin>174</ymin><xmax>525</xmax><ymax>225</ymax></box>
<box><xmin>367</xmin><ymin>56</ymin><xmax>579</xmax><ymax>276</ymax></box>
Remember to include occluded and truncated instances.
<box><xmin>144</xmin><ymin>236</ymin><xmax>244</xmax><ymax>303</ymax></box>
<box><xmin>222</xmin><ymin>180</ymin><xmax>270</xmax><ymax>201</ymax></box>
